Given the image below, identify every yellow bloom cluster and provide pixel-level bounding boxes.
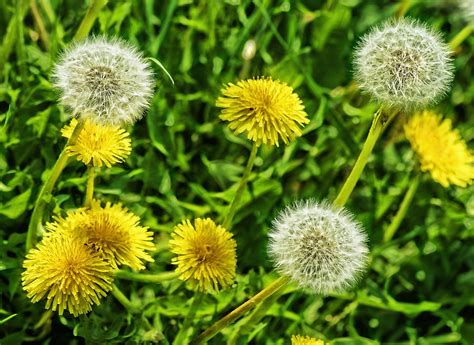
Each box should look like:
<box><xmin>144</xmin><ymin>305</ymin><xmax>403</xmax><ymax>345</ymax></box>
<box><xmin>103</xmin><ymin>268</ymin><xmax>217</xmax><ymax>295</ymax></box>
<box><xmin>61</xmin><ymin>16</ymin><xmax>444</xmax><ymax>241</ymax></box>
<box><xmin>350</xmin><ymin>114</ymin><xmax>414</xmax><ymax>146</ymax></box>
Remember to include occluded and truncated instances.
<box><xmin>216</xmin><ymin>77</ymin><xmax>309</xmax><ymax>147</ymax></box>
<box><xmin>22</xmin><ymin>200</ymin><xmax>154</xmax><ymax>316</ymax></box>
<box><xmin>291</xmin><ymin>335</ymin><xmax>327</xmax><ymax>345</ymax></box>
<box><xmin>169</xmin><ymin>218</ymin><xmax>237</xmax><ymax>293</ymax></box>
<box><xmin>62</xmin><ymin>118</ymin><xmax>131</xmax><ymax>167</ymax></box>
<box><xmin>405</xmin><ymin>110</ymin><xmax>474</xmax><ymax>187</ymax></box>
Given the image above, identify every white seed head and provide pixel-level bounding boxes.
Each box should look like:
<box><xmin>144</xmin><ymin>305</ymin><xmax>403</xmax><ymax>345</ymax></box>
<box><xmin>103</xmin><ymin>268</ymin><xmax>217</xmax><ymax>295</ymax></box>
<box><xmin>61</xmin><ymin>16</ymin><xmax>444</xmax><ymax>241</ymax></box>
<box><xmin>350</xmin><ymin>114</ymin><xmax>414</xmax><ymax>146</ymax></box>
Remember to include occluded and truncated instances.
<box><xmin>53</xmin><ymin>36</ymin><xmax>155</xmax><ymax>125</ymax></box>
<box><xmin>354</xmin><ymin>18</ymin><xmax>453</xmax><ymax>111</ymax></box>
<box><xmin>459</xmin><ymin>0</ymin><xmax>474</xmax><ymax>22</ymax></box>
<box><xmin>268</xmin><ymin>200</ymin><xmax>368</xmax><ymax>294</ymax></box>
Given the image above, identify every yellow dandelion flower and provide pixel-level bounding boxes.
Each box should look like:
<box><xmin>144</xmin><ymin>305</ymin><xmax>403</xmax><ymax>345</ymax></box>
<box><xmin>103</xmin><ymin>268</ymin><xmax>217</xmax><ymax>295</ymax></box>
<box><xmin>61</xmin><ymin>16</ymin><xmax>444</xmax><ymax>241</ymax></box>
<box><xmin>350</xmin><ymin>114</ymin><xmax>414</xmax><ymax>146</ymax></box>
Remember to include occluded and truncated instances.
<box><xmin>47</xmin><ymin>200</ymin><xmax>154</xmax><ymax>270</ymax></box>
<box><xmin>404</xmin><ymin>110</ymin><xmax>474</xmax><ymax>187</ymax></box>
<box><xmin>291</xmin><ymin>335</ymin><xmax>327</xmax><ymax>345</ymax></box>
<box><xmin>22</xmin><ymin>235</ymin><xmax>113</xmax><ymax>317</ymax></box>
<box><xmin>216</xmin><ymin>77</ymin><xmax>309</xmax><ymax>147</ymax></box>
<box><xmin>169</xmin><ymin>218</ymin><xmax>237</xmax><ymax>293</ymax></box>
<box><xmin>61</xmin><ymin>118</ymin><xmax>131</xmax><ymax>167</ymax></box>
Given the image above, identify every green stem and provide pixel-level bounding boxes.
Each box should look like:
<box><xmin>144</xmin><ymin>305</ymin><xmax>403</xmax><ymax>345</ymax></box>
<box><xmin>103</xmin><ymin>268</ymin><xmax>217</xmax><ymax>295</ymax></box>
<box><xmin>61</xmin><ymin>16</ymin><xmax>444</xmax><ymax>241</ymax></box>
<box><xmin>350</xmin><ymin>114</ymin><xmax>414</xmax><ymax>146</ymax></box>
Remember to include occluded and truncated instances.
<box><xmin>395</xmin><ymin>0</ymin><xmax>411</xmax><ymax>18</ymax></box>
<box><xmin>222</xmin><ymin>142</ymin><xmax>259</xmax><ymax>229</ymax></box>
<box><xmin>26</xmin><ymin>120</ymin><xmax>85</xmax><ymax>251</ymax></box>
<box><xmin>73</xmin><ymin>0</ymin><xmax>108</xmax><ymax>41</ymax></box>
<box><xmin>173</xmin><ymin>292</ymin><xmax>204</xmax><ymax>345</ymax></box>
<box><xmin>190</xmin><ymin>276</ymin><xmax>290</xmax><ymax>345</ymax></box>
<box><xmin>333</xmin><ymin>107</ymin><xmax>395</xmax><ymax>207</ymax></box>
<box><xmin>84</xmin><ymin>165</ymin><xmax>95</xmax><ymax>207</ymax></box>
<box><xmin>228</xmin><ymin>283</ymin><xmax>285</xmax><ymax>344</ymax></box>
<box><xmin>115</xmin><ymin>270</ymin><xmax>179</xmax><ymax>283</ymax></box>
<box><xmin>449</xmin><ymin>24</ymin><xmax>474</xmax><ymax>51</ymax></box>
<box><xmin>383</xmin><ymin>173</ymin><xmax>421</xmax><ymax>243</ymax></box>
<box><xmin>111</xmin><ymin>284</ymin><xmax>135</xmax><ymax>312</ymax></box>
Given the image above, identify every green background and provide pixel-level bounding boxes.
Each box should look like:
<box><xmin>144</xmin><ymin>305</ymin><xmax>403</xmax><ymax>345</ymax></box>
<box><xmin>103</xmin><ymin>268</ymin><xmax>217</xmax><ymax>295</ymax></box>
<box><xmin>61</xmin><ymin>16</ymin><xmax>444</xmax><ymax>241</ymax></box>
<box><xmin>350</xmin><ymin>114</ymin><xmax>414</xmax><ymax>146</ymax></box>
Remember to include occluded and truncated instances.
<box><xmin>1</xmin><ymin>0</ymin><xmax>473</xmax><ymax>344</ymax></box>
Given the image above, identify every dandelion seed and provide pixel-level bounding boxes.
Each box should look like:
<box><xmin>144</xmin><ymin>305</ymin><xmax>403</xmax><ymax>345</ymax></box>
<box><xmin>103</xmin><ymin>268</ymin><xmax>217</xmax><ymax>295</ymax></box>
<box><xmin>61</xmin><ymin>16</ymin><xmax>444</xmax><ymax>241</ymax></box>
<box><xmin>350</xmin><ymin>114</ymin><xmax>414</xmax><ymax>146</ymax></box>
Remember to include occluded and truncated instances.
<box><xmin>53</xmin><ymin>36</ymin><xmax>154</xmax><ymax>125</ymax></box>
<box><xmin>47</xmin><ymin>200</ymin><xmax>155</xmax><ymax>270</ymax></box>
<box><xmin>169</xmin><ymin>218</ymin><xmax>237</xmax><ymax>293</ymax></box>
<box><xmin>61</xmin><ymin>118</ymin><xmax>131</xmax><ymax>168</ymax></box>
<box><xmin>22</xmin><ymin>235</ymin><xmax>113</xmax><ymax>316</ymax></box>
<box><xmin>291</xmin><ymin>335</ymin><xmax>326</xmax><ymax>345</ymax></box>
<box><xmin>216</xmin><ymin>77</ymin><xmax>309</xmax><ymax>146</ymax></box>
<box><xmin>354</xmin><ymin>18</ymin><xmax>453</xmax><ymax>111</ymax></box>
<box><xmin>405</xmin><ymin>110</ymin><xmax>474</xmax><ymax>187</ymax></box>
<box><xmin>268</xmin><ymin>200</ymin><xmax>368</xmax><ymax>294</ymax></box>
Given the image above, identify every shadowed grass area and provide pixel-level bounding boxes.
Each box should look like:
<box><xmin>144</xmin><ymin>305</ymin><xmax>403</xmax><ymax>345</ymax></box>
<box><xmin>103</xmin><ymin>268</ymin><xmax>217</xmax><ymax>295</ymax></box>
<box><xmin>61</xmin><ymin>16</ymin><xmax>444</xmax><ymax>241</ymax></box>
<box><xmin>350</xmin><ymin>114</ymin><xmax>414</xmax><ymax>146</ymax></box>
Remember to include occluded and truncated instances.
<box><xmin>1</xmin><ymin>0</ymin><xmax>473</xmax><ymax>344</ymax></box>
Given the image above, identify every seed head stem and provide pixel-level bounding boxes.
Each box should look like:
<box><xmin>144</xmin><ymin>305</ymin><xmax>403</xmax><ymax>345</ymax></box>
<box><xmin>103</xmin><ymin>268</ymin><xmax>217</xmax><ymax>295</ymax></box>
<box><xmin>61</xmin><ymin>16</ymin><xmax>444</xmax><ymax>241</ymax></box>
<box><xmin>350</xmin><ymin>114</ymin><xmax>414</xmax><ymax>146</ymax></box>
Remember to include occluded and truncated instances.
<box><xmin>26</xmin><ymin>119</ymin><xmax>85</xmax><ymax>250</ymax></box>
<box><xmin>334</xmin><ymin>107</ymin><xmax>396</xmax><ymax>207</ymax></box>
<box><xmin>73</xmin><ymin>0</ymin><xmax>108</xmax><ymax>41</ymax></box>
<box><xmin>449</xmin><ymin>23</ymin><xmax>474</xmax><ymax>51</ymax></box>
<box><xmin>190</xmin><ymin>276</ymin><xmax>290</xmax><ymax>345</ymax></box>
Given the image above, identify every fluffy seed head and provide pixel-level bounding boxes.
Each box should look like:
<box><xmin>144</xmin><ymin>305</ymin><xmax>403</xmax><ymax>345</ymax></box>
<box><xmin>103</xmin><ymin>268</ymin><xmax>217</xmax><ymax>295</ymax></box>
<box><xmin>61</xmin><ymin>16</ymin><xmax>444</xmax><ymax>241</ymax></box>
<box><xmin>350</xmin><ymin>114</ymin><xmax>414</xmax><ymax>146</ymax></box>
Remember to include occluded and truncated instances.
<box><xmin>216</xmin><ymin>77</ymin><xmax>309</xmax><ymax>146</ymax></box>
<box><xmin>46</xmin><ymin>200</ymin><xmax>155</xmax><ymax>270</ymax></box>
<box><xmin>22</xmin><ymin>236</ymin><xmax>114</xmax><ymax>316</ymax></box>
<box><xmin>61</xmin><ymin>118</ymin><xmax>132</xmax><ymax>167</ymax></box>
<box><xmin>405</xmin><ymin>110</ymin><xmax>474</xmax><ymax>187</ymax></box>
<box><xmin>354</xmin><ymin>18</ymin><xmax>453</xmax><ymax>111</ymax></box>
<box><xmin>169</xmin><ymin>218</ymin><xmax>237</xmax><ymax>293</ymax></box>
<box><xmin>268</xmin><ymin>200</ymin><xmax>368</xmax><ymax>294</ymax></box>
<box><xmin>53</xmin><ymin>36</ymin><xmax>154</xmax><ymax>125</ymax></box>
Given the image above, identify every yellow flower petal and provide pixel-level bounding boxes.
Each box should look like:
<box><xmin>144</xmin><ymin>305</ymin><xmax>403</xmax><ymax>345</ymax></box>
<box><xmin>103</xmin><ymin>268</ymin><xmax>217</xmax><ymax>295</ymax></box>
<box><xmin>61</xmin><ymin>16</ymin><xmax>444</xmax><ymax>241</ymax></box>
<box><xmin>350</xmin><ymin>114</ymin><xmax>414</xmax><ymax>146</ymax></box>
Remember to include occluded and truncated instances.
<box><xmin>62</xmin><ymin>118</ymin><xmax>131</xmax><ymax>167</ymax></box>
<box><xmin>291</xmin><ymin>335</ymin><xmax>327</xmax><ymax>345</ymax></box>
<box><xmin>405</xmin><ymin>110</ymin><xmax>474</xmax><ymax>188</ymax></box>
<box><xmin>169</xmin><ymin>218</ymin><xmax>237</xmax><ymax>293</ymax></box>
<box><xmin>216</xmin><ymin>77</ymin><xmax>309</xmax><ymax>147</ymax></box>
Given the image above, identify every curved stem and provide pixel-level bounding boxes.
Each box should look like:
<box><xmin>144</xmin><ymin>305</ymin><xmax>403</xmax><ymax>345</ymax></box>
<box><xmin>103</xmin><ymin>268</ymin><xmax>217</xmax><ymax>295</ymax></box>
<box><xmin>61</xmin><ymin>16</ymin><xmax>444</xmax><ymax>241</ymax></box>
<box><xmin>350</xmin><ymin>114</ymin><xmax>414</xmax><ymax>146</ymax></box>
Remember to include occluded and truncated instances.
<box><xmin>383</xmin><ymin>173</ymin><xmax>421</xmax><ymax>243</ymax></box>
<box><xmin>395</xmin><ymin>0</ymin><xmax>411</xmax><ymax>18</ymax></box>
<box><xmin>84</xmin><ymin>165</ymin><xmax>95</xmax><ymax>207</ymax></box>
<box><xmin>222</xmin><ymin>142</ymin><xmax>259</xmax><ymax>229</ymax></box>
<box><xmin>111</xmin><ymin>284</ymin><xmax>135</xmax><ymax>312</ymax></box>
<box><xmin>73</xmin><ymin>0</ymin><xmax>108</xmax><ymax>41</ymax></box>
<box><xmin>190</xmin><ymin>276</ymin><xmax>290</xmax><ymax>345</ymax></box>
<box><xmin>115</xmin><ymin>270</ymin><xmax>179</xmax><ymax>283</ymax></box>
<box><xmin>449</xmin><ymin>24</ymin><xmax>474</xmax><ymax>51</ymax></box>
<box><xmin>26</xmin><ymin>120</ymin><xmax>85</xmax><ymax>251</ymax></box>
<box><xmin>333</xmin><ymin>107</ymin><xmax>395</xmax><ymax>207</ymax></box>
<box><xmin>173</xmin><ymin>292</ymin><xmax>203</xmax><ymax>345</ymax></box>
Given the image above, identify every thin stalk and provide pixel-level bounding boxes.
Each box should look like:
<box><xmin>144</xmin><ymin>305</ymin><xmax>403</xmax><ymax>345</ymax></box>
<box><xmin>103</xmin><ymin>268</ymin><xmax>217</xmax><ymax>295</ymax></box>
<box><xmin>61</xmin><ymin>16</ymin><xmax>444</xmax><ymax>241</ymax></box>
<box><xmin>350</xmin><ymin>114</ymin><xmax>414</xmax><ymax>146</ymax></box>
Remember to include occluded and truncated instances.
<box><xmin>115</xmin><ymin>270</ymin><xmax>179</xmax><ymax>283</ymax></box>
<box><xmin>449</xmin><ymin>24</ymin><xmax>474</xmax><ymax>51</ymax></box>
<box><xmin>189</xmin><ymin>276</ymin><xmax>290</xmax><ymax>345</ymax></box>
<box><xmin>30</xmin><ymin>0</ymin><xmax>50</xmax><ymax>49</ymax></box>
<box><xmin>173</xmin><ymin>293</ymin><xmax>203</xmax><ymax>345</ymax></box>
<box><xmin>383</xmin><ymin>173</ymin><xmax>421</xmax><ymax>243</ymax></box>
<box><xmin>333</xmin><ymin>107</ymin><xmax>395</xmax><ymax>207</ymax></box>
<box><xmin>395</xmin><ymin>0</ymin><xmax>411</xmax><ymax>18</ymax></box>
<box><xmin>111</xmin><ymin>284</ymin><xmax>135</xmax><ymax>312</ymax></box>
<box><xmin>26</xmin><ymin>120</ymin><xmax>85</xmax><ymax>250</ymax></box>
<box><xmin>84</xmin><ymin>165</ymin><xmax>95</xmax><ymax>207</ymax></box>
<box><xmin>222</xmin><ymin>142</ymin><xmax>259</xmax><ymax>229</ymax></box>
<box><xmin>73</xmin><ymin>0</ymin><xmax>108</xmax><ymax>41</ymax></box>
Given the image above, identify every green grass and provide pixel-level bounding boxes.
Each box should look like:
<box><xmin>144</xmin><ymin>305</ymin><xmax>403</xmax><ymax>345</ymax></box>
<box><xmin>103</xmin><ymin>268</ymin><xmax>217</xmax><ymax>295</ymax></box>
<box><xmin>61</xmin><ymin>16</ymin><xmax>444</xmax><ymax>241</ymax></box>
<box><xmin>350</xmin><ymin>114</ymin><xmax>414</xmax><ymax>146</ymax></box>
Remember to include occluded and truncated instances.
<box><xmin>1</xmin><ymin>0</ymin><xmax>473</xmax><ymax>344</ymax></box>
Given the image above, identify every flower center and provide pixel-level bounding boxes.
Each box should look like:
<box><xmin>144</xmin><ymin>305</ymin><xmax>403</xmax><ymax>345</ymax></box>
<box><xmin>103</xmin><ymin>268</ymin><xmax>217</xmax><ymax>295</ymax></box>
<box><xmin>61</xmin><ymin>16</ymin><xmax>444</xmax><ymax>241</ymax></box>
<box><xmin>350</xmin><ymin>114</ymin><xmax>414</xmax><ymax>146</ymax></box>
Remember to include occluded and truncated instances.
<box><xmin>85</xmin><ymin>66</ymin><xmax>121</xmax><ymax>98</ymax></box>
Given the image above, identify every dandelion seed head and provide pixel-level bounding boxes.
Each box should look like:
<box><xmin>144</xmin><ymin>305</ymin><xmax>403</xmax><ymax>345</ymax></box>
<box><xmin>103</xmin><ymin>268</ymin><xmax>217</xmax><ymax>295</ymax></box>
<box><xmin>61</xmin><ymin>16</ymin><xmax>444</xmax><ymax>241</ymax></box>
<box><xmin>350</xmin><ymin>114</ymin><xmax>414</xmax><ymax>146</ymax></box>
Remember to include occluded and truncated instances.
<box><xmin>459</xmin><ymin>0</ymin><xmax>474</xmax><ymax>22</ymax></box>
<box><xmin>354</xmin><ymin>18</ymin><xmax>453</xmax><ymax>111</ymax></box>
<box><xmin>22</xmin><ymin>236</ymin><xmax>113</xmax><ymax>316</ymax></box>
<box><xmin>53</xmin><ymin>36</ymin><xmax>155</xmax><ymax>125</ymax></box>
<box><xmin>169</xmin><ymin>218</ymin><xmax>237</xmax><ymax>293</ymax></box>
<box><xmin>216</xmin><ymin>77</ymin><xmax>309</xmax><ymax>146</ymax></box>
<box><xmin>268</xmin><ymin>200</ymin><xmax>368</xmax><ymax>294</ymax></box>
<box><xmin>405</xmin><ymin>110</ymin><xmax>474</xmax><ymax>187</ymax></box>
